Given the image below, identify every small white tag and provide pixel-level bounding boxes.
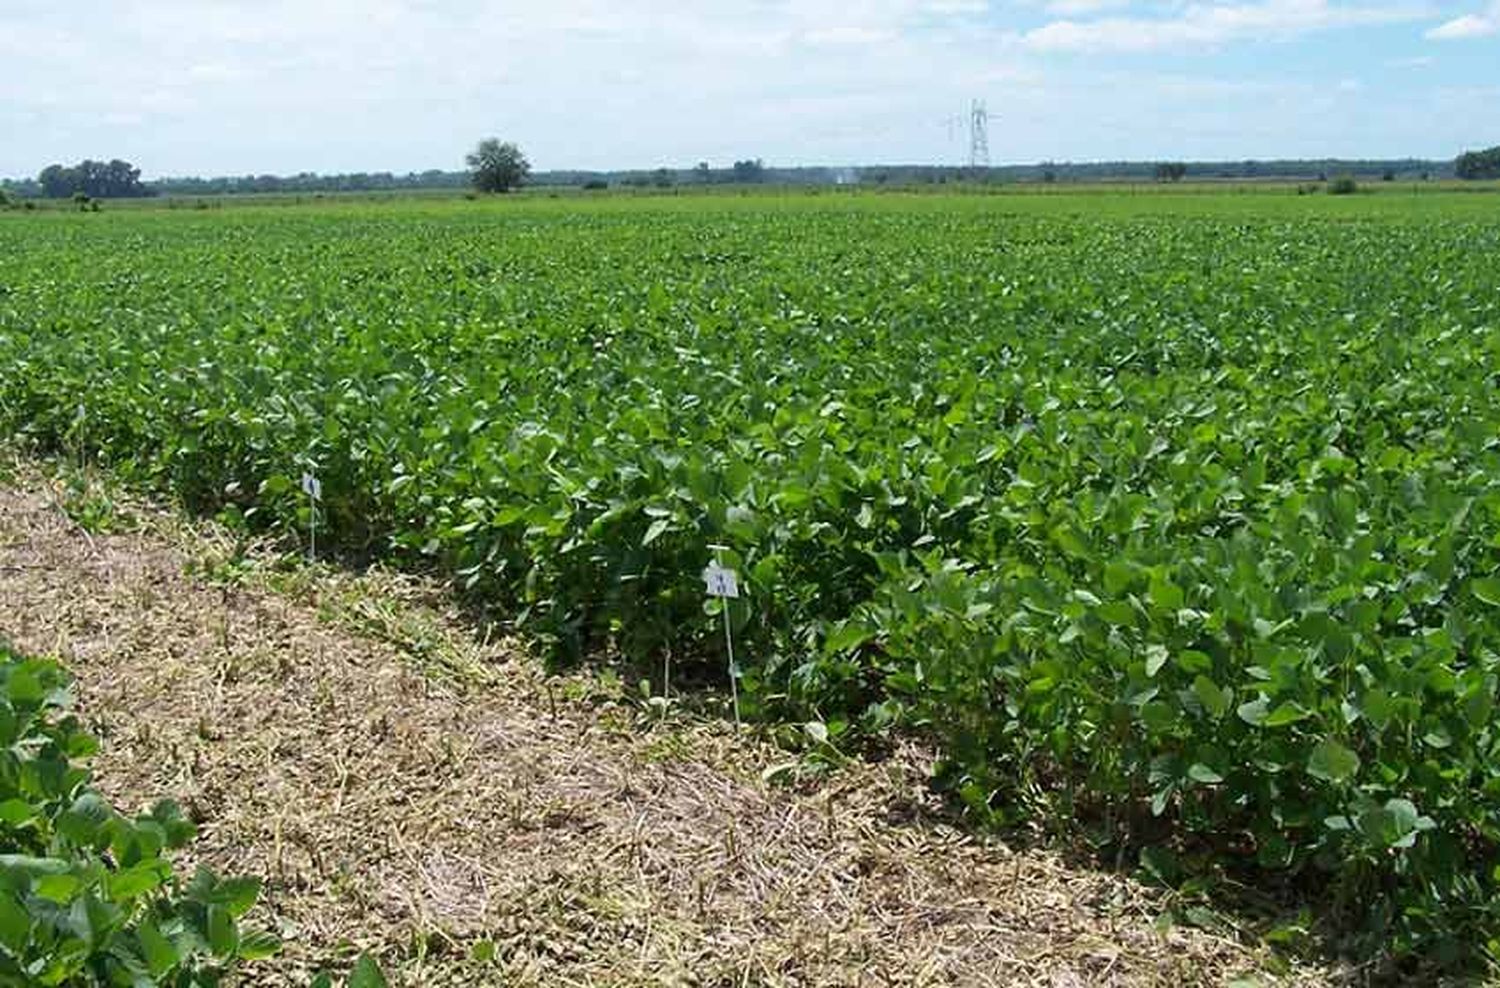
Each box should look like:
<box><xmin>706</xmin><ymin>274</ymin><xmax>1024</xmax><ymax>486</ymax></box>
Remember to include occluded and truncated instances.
<box><xmin>301</xmin><ymin>472</ymin><xmax>322</xmax><ymax>500</ymax></box>
<box><xmin>703</xmin><ymin>562</ymin><xmax>739</xmax><ymax>599</ymax></box>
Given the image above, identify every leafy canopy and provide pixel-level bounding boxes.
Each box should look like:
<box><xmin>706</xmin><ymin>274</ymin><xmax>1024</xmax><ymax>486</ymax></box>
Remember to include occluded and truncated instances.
<box><xmin>3</xmin><ymin>194</ymin><xmax>1500</xmax><ymax>969</ymax></box>
<box><xmin>0</xmin><ymin>643</ymin><xmax>277</xmax><ymax>984</ymax></box>
<box><xmin>465</xmin><ymin>139</ymin><xmax>530</xmax><ymax>194</ymax></box>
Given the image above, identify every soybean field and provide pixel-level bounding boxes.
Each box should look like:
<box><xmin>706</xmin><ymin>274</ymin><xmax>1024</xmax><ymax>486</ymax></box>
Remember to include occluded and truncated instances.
<box><xmin>3</xmin><ymin>191</ymin><xmax>1500</xmax><ymax>969</ymax></box>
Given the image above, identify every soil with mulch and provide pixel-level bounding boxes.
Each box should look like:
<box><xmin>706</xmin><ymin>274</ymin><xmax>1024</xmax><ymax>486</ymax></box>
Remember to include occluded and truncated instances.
<box><xmin>0</xmin><ymin>471</ymin><xmax>1329</xmax><ymax>986</ymax></box>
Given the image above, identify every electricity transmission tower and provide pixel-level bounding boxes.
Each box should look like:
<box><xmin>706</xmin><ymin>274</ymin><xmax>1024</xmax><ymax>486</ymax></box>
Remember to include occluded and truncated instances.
<box><xmin>969</xmin><ymin>99</ymin><xmax>990</xmax><ymax>171</ymax></box>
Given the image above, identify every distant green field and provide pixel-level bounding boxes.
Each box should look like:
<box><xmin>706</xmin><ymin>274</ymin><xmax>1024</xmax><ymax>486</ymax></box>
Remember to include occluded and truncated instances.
<box><xmin>3</xmin><ymin>190</ymin><xmax>1499</xmax><ymax>968</ymax></box>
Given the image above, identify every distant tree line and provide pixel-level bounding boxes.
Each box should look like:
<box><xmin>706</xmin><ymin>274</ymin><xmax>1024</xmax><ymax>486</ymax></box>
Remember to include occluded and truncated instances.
<box><xmin>7</xmin><ymin>154</ymin><xmax>1491</xmax><ymax>201</ymax></box>
<box><xmin>1456</xmin><ymin>146</ymin><xmax>1500</xmax><ymax>180</ymax></box>
<box><xmin>151</xmin><ymin>169</ymin><xmax>469</xmax><ymax>196</ymax></box>
<box><xmin>545</xmin><ymin>157</ymin><xmax>1455</xmax><ymax>189</ymax></box>
<box><xmin>984</xmin><ymin>158</ymin><xmax>1447</xmax><ymax>183</ymax></box>
<box><xmin>37</xmin><ymin>160</ymin><xmax>152</xmax><ymax>198</ymax></box>
<box><xmin>603</xmin><ymin>158</ymin><xmax>769</xmax><ymax>189</ymax></box>
<box><xmin>1</xmin><ymin>177</ymin><xmax>42</xmax><ymax>198</ymax></box>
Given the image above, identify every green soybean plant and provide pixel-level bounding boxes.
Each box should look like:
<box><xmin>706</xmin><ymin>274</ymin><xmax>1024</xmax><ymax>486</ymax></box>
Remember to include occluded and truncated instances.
<box><xmin>0</xmin><ymin>644</ymin><xmax>278</xmax><ymax>985</ymax></box>
<box><xmin>4</xmin><ymin>195</ymin><xmax>1500</xmax><ymax>968</ymax></box>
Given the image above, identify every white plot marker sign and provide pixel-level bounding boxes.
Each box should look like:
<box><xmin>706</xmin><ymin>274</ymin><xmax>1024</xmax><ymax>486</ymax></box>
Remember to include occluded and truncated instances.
<box><xmin>703</xmin><ymin>561</ymin><xmax>740</xmax><ymax>599</ymax></box>
<box><xmin>703</xmin><ymin>547</ymin><xmax>742</xmax><ymax>727</ymax></box>
<box><xmin>301</xmin><ymin>471</ymin><xmax>321</xmax><ymax>562</ymax></box>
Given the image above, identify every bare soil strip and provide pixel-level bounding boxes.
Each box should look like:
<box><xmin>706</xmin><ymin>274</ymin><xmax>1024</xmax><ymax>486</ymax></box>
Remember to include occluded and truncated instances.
<box><xmin>0</xmin><ymin>474</ymin><xmax>1322</xmax><ymax>986</ymax></box>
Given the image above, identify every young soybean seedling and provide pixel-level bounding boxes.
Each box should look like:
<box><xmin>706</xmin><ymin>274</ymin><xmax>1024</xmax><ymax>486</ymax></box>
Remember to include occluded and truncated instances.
<box><xmin>702</xmin><ymin>545</ymin><xmax>741</xmax><ymax>728</ymax></box>
<box><xmin>301</xmin><ymin>471</ymin><xmax>322</xmax><ymax>562</ymax></box>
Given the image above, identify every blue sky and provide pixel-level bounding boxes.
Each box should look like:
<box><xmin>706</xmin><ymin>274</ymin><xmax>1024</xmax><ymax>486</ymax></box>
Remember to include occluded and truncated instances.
<box><xmin>2</xmin><ymin>1</ymin><xmax>1497</xmax><ymax>178</ymax></box>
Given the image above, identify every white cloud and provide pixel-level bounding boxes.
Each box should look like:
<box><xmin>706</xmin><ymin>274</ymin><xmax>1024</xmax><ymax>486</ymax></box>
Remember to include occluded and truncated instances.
<box><xmin>0</xmin><ymin>0</ymin><xmax>1491</xmax><ymax>177</ymax></box>
<box><xmin>802</xmin><ymin>26</ymin><xmax>899</xmax><ymax>46</ymax></box>
<box><xmin>1425</xmin><ymin>6</ymin><xmax>1499</xmax><ymax>38</ymax></box>
<box><xmin>1021</xmin><ymin>0</ymin><xmax>1425</xmax><ymax>53</ymax></box>
<box><xmin>1044</xmin><ymin>0</ymin><xmax>1133</xmax><ymax>14</ymax></box>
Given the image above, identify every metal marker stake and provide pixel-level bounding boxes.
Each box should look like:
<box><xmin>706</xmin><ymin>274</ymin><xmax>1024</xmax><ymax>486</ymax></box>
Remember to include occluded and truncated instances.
<box><xmin>723</xmin><ymin>589</ymin><xmax>740</xmax><ymax>729</ymax></box>
<box><xmin>301</xmin><ymin>472</ymin><xmax>321</xmax><ymax>563</ymax></box>
<box><xmin>704</xmin><ymin>544</ymin><xmax>741</xmax><ymax>728</ymax></box>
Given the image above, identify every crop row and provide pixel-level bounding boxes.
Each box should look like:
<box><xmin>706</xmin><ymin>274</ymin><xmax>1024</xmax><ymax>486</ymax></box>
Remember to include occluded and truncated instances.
<box><xmin>3</xmin><ymin>200</ymin><xmax>1499</xmax><ymax>966</ymax></box>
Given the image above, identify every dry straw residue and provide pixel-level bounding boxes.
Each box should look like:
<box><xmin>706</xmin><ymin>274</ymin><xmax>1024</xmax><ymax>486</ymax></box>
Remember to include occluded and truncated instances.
<box><xmin>0</xmin><ymin>471</ymin><xmax>1325</xmax><ymax>986</ymax></box>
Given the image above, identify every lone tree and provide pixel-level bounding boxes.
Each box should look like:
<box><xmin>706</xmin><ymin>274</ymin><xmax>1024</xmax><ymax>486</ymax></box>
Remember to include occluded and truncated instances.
<box><xmin>466</xmin><ymin>139</ymin><xmax>530</xmax><ymax>193</ymax></box>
